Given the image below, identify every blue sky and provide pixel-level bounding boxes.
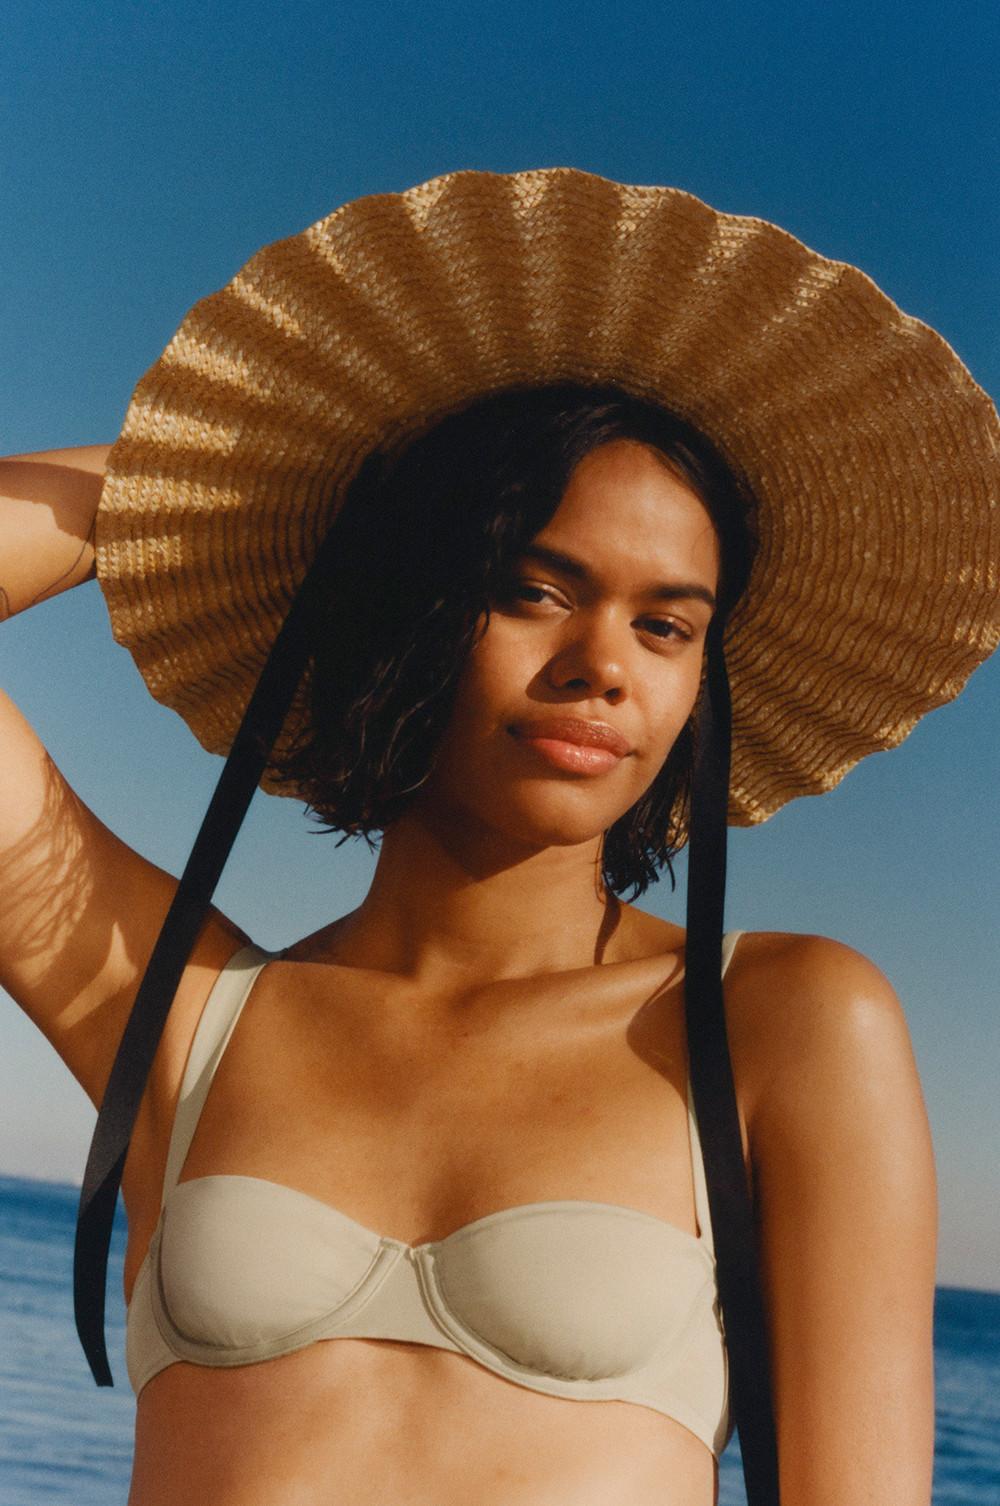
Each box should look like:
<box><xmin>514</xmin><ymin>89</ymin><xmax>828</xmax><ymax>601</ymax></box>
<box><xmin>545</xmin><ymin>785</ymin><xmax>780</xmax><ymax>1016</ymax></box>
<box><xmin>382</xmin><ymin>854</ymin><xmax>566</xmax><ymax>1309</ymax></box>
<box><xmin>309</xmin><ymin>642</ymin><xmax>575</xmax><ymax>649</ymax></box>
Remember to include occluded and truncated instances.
<box><xmin>1</xmin><ymin>0</ymin><xmax>997</xmax><ymax>1290</ymax></box>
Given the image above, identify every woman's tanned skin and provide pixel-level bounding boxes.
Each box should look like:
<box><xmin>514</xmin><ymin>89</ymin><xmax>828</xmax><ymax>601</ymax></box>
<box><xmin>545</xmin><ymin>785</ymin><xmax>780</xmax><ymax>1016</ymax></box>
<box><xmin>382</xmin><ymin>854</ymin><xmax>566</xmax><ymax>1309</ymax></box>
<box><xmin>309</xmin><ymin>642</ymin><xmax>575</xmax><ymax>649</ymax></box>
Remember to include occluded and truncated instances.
<box><xmin>0</xmin><ymin>443</ymin><xmax>936</xmax><ymax>1506</ymax></box>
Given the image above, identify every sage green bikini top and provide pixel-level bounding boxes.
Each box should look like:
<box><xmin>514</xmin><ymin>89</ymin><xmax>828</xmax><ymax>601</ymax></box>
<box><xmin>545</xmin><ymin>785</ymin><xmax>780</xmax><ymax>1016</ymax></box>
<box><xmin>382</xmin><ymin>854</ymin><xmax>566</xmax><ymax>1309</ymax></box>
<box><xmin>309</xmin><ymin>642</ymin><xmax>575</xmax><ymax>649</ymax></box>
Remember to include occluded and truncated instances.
<box><xmin>127</xmin><ymin>933</ymin><xmax>743</xmax><ymax>1457</ymax></box>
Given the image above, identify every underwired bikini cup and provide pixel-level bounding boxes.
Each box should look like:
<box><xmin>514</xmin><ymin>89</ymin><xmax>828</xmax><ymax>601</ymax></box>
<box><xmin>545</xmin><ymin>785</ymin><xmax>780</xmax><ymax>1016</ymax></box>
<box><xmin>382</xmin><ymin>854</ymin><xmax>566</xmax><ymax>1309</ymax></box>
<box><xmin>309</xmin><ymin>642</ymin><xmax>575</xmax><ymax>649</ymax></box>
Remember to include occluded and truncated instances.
<box><xmin>126</xmin><ymin>932</ymin><xmax>743</xmax><ymax>1458</ymax></box>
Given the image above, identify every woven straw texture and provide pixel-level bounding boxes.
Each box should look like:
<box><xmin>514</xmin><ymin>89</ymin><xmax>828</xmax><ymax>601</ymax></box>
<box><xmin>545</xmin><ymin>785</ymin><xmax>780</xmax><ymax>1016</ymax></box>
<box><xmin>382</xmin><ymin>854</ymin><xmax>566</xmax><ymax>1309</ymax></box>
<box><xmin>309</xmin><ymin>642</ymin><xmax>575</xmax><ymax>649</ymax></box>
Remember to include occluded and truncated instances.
<box><xmin>95</xmin><ymin>167</ymin><xmax>1000</xmax><ymax>826</ymax></box>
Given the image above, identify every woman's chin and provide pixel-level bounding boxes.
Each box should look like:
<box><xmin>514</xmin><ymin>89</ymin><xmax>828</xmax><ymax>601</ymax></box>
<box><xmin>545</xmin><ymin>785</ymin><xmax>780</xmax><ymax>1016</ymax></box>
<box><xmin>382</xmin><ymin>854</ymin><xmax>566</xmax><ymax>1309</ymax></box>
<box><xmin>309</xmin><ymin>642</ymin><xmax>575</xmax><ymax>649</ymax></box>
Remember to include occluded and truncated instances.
<box><xmin>408</xmin><ymin>762</ymin><xmax>645</xmax><ymax>855</ymax></box>
<box><xmin>438</xmin><ymin>792</ymin><xmax>626</xmax><ymax>855</ymax></box>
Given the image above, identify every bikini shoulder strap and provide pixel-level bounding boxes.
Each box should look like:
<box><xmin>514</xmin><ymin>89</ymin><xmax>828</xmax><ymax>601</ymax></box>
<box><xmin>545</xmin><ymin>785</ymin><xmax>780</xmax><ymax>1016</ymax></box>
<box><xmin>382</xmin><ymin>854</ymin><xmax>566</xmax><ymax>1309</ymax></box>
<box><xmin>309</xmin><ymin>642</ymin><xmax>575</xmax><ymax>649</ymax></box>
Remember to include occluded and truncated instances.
<box><xmin>687</xmin><ymin>928</ymin><xmax>745</xmax><ymax>1253</ymax></box>
<box><xmin>159</xmin><ymin>944</ymin><xmax>275</xmax><ymax>1207</ymax></box>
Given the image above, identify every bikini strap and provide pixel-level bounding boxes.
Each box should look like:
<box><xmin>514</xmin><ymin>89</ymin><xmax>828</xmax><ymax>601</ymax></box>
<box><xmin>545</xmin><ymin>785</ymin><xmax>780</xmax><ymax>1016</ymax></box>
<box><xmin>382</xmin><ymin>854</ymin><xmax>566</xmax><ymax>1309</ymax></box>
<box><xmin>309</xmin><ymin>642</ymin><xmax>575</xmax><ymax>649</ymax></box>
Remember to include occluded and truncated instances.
<box><xmin>160</xmin><ymin>944</ymin><xmax>276</xmax><ymax>1208</ymax></box>
<box><xmin>687</xmin><ymin>928</ymin><xmax>744</xmax><ymax>1253</ymax></box>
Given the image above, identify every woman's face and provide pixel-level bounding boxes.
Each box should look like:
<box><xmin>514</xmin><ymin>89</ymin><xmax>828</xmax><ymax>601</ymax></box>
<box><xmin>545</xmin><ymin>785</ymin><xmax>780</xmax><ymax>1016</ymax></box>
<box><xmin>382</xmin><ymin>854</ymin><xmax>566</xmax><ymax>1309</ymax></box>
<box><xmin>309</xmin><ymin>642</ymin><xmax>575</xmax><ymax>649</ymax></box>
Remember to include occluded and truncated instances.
<box><xmin>413</xmin><ymin>439</ymin><xmax>720</xmax><ymax>854</ymax></box>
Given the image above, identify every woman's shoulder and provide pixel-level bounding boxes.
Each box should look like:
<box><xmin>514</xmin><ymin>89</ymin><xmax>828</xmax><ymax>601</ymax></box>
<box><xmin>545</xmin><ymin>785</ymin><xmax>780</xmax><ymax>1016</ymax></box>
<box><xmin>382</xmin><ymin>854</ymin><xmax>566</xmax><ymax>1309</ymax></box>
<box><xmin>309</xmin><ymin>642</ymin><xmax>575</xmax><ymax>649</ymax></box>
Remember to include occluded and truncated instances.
<box><xmin>727</xmin><ymin>927</ymin><xmax>900</xmax><ymax>1011</ymax></box>
<box><xmin>723</xmin><ymin>930</ymin><xmax>913</xmax><ymax>1127</ymax></box>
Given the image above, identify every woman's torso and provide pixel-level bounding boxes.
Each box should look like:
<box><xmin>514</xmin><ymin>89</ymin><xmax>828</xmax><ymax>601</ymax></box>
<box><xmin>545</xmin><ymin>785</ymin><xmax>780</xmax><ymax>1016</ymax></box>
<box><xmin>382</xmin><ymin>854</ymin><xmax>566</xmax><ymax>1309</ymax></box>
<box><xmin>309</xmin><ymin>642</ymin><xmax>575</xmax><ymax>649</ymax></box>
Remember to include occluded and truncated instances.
<box><xmin>120</xmin><ymin>910</ymin><xmax>748</xmax><ymax>1506</ymax></box>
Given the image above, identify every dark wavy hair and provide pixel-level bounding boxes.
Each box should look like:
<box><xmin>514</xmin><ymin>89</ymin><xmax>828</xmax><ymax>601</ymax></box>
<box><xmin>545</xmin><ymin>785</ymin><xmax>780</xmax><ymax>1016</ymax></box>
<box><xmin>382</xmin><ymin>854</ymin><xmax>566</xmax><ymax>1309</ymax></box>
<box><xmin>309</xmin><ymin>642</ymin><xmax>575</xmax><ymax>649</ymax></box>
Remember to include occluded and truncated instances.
<box><xmin>268</xmin><ymin>383</ymin><xmax>758</xmax><ymax>900</ymax></box>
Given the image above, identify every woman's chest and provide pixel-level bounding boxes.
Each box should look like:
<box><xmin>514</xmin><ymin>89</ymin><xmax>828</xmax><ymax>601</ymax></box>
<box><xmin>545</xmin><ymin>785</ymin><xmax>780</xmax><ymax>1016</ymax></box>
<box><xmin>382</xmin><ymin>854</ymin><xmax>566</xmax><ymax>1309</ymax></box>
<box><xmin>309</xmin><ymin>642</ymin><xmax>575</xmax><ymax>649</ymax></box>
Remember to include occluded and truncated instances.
<box><xmin>171</xmin><ymin>958</ymin><xmax>701</xmax><ymax>1248</ymax></box>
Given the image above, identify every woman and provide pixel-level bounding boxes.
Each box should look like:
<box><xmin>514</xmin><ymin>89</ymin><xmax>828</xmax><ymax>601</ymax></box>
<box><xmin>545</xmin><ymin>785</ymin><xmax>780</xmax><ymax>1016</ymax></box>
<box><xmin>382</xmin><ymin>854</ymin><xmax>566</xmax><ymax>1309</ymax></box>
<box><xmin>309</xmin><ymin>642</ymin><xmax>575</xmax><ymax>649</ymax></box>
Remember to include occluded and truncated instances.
<box><xmin>1</xmin><ymin>168</ymin><xmax>996</xmax><ymax>1506</ymax></box>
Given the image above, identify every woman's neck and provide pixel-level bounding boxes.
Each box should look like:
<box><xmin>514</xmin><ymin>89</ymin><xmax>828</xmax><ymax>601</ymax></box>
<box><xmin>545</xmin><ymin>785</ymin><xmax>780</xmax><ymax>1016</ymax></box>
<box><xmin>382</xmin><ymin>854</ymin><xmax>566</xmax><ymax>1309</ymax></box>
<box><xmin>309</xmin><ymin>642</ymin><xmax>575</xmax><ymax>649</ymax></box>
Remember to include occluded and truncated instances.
<box><xmin>316</xmin><ymin>804</ymin><xmax>635</xmax><ymax>991</ymax></box>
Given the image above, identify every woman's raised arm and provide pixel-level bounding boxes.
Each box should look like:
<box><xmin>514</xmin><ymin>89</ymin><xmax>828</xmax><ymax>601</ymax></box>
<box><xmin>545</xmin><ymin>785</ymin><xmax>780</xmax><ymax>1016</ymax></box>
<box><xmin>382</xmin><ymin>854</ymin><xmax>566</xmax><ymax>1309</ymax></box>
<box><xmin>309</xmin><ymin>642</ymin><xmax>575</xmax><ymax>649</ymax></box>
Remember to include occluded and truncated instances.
<box><xmin>0</xmin><ymin>445</ymin><xmax>242</xmax><ymax>1110</ymax></box>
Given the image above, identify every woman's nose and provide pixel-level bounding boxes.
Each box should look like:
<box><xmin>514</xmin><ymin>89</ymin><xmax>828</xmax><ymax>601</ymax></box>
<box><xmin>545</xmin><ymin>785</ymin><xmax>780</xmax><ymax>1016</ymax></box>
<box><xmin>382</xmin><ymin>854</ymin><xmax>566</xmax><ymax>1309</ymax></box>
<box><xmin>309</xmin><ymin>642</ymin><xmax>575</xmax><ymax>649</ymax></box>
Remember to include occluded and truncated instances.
<box><xmin>548</xmin><ymin>612</ymin><xmax>630</xmax><ymax>701</ymax></box>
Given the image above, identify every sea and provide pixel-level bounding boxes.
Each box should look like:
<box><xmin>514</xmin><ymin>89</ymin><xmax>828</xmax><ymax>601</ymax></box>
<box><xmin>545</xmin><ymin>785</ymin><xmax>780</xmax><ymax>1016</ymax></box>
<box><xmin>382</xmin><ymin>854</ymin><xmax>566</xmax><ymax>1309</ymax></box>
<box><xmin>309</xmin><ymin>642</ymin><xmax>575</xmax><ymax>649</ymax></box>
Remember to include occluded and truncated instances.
<box><xmin>0</xmin><ymin>1174</ymin><xmax>997</xmax><ymax>1505</ymax></box>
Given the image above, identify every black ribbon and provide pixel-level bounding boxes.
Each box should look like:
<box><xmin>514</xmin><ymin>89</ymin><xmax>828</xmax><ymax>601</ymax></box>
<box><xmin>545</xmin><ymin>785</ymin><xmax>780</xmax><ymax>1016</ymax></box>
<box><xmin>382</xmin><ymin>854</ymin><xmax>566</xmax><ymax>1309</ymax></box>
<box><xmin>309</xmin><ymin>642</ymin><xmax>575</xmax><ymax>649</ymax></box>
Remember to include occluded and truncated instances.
<box><xmin>684</xmin><ymin>620</ymin><xmax>781</xmax><ymax>1503</ymax></box>
<box><xmin>73</xmin><ymin>524</ymin><xmax>340</xmax><ymax>1385</ymax></box>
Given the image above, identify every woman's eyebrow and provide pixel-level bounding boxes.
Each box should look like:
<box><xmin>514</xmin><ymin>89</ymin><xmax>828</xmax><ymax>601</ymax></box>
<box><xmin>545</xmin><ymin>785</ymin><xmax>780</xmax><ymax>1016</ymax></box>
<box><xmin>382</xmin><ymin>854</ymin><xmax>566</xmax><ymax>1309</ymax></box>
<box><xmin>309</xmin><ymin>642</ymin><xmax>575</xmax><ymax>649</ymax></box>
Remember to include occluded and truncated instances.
<box><xmin>519</xmin><ymin>543</ymin><xmax>717</xmax><ymax>610</ymax></box>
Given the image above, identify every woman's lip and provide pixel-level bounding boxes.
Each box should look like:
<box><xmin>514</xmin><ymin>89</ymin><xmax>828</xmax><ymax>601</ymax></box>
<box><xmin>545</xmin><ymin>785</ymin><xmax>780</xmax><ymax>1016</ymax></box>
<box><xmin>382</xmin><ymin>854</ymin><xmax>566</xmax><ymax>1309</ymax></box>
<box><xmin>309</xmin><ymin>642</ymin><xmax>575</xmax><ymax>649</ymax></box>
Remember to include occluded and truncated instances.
<box><xmin>513</xmin><ymin>736</ymin><xmax>624</xmax><ymax>774</ymax></box>
<box><xmin>511</xmin><ymin>719</ymin><xmax>632</xmax><ymax>756</ymax></box>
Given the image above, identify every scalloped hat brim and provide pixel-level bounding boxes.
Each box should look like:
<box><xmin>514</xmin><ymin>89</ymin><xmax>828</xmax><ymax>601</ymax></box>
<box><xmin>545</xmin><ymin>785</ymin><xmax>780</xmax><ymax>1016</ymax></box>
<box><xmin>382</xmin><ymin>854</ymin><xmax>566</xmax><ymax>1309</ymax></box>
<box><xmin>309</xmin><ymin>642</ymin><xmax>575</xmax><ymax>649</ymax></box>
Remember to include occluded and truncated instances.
<box><xmin>94</xmin><ymin>166</ymin><xmax>1000</xmax><ymax>826</ymax></box>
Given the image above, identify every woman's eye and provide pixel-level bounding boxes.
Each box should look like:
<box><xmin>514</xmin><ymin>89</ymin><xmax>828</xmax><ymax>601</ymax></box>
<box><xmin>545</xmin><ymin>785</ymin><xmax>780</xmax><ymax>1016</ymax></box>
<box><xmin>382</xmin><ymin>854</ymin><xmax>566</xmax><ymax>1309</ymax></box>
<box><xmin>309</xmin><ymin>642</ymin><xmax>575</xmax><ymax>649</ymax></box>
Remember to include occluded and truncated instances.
<box><xmin>503</xmin><ymin>581</ymin><xmax>557</xmax><ymax>605</ymax></box>
<box><xmin>643</xmin><ymin>618</ymin><xmax>693</xmax><ymax>643</ymax></box>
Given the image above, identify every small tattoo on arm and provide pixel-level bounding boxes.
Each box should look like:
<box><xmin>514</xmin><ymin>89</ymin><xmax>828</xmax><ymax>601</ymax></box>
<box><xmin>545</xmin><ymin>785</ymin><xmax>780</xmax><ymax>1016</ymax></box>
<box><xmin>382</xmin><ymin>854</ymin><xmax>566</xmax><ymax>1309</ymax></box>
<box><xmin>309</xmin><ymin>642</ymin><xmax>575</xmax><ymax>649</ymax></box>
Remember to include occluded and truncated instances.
<box><xmin>22</xmin><ymin>516</ymin><xmax>97</xmax><ymax>612</ymax></box>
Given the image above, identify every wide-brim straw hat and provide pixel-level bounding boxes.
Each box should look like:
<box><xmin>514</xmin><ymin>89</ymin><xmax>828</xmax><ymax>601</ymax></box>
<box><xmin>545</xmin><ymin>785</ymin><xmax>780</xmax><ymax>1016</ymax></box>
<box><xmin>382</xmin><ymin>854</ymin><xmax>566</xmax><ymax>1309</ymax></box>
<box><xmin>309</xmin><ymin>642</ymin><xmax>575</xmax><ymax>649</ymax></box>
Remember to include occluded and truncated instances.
<box><xmin>94</xmin><ymin>166</ymin><xmax>1000</xmax><ymax>826</ymax></box>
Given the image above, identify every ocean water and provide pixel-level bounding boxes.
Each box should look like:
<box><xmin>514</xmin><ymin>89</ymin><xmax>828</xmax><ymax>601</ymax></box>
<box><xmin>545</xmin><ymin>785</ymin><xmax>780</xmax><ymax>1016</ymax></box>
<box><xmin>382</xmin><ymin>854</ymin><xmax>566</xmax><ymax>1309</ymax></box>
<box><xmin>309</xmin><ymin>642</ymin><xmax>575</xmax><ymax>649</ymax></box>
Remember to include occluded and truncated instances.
<box><xmin>0</xmin><ymin>1175</ymin><xmax>997</xmax><ymax>1505</ymax></box>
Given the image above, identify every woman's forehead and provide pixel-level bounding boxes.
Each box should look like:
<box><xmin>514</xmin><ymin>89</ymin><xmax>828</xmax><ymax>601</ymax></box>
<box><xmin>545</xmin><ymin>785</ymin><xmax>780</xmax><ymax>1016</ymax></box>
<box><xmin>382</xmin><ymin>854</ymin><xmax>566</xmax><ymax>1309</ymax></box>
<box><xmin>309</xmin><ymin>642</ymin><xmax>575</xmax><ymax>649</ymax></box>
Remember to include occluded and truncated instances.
<box><xmin>537</xmin><ymin>441</ymin><xmax>720</xmax><ymax>587</ymax></box>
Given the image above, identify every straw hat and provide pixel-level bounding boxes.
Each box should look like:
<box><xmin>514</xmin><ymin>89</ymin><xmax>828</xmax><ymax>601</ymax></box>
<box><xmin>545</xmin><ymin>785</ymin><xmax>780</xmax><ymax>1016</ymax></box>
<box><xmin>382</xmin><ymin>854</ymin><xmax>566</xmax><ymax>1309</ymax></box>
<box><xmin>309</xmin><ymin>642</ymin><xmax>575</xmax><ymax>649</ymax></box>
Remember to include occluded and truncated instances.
<box><xmin>94</xmin><ymin>166</ymin><xmax>1000</xmax><ymax>825</ymax></box>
